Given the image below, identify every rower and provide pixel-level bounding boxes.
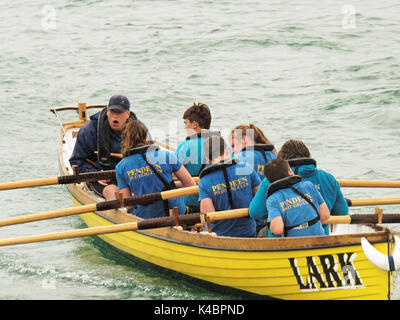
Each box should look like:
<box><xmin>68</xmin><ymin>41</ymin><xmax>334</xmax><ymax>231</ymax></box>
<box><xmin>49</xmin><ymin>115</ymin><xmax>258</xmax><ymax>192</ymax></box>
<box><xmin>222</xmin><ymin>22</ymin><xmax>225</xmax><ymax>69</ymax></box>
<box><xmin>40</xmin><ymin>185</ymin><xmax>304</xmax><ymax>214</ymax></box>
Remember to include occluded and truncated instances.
<box><xmin>229</xmin><ymin>123</ymin><xmax>277</xmax><ymax>180</ymax></box>
<box><xmin>264</xmin><ymin>159</ymin><xmax>330</xmax><ymax>238</ymax></box>
<box><xmin>176</xmin><ymin>102</ymin><xmax>221</xmax><ymax>213</ymax></box>
<box><xmin>198</xmin><ymin>136</ymin><xmax>261</xmax><ymax>237</ymax></box>
<box><xmin>115</xmin><ymin>120</ymin><xmax>196</xmax><ymax>219</ymax></box>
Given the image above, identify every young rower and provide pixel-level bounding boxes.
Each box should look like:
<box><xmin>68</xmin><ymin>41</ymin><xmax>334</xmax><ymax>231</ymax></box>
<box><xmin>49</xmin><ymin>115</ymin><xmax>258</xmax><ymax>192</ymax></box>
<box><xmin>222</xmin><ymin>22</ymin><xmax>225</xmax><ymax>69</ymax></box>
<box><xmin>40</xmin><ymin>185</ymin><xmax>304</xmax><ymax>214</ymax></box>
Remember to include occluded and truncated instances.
<box><xmin>264</xmin><ymin>159</ymin><xmax>330</xmax><ymax>237</ymax></box>
<box><xmin>229</xmin><ymin>124</ymin><xmax>277</xmax><ymax>180</ymax></box>
<box><xmin>198</xmin><ymin>136</ymin><xmax>261</xmax><ymax>237</ymax></box>
<box><xmin>176</xmin><ymin>102</ymin><xmax>221</xmax><ymax>213</ymax></box>
<box><xmin>116</xmin><ymin>120</ymin><xmax>196</xmax><ymax>219</ymax></box>
<box><xmin>249</xmin><ymin>139</ymin><xmax>348</xmax><ymax>236</ymax></box>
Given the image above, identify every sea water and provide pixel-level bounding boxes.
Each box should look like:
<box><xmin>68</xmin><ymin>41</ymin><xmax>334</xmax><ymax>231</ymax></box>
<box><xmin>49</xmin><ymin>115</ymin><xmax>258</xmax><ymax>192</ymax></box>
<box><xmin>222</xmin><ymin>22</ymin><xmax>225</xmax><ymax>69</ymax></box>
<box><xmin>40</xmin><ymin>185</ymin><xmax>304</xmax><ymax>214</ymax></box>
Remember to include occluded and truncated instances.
<box><xmin>0</xmin><ymin>0</ymin><xmax>399</xmax><ymax>300</ymax></box>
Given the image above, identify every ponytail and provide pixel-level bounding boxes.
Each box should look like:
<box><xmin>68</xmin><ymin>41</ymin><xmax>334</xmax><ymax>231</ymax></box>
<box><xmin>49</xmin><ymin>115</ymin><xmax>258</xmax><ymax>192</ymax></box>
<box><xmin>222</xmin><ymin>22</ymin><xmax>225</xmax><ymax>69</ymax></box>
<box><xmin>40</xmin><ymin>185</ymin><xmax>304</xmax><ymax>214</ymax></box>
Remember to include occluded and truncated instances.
<box><xmin>121</xmin><ymin>120</ymin><xmax>149</xmax><ymax>156</ymax></box>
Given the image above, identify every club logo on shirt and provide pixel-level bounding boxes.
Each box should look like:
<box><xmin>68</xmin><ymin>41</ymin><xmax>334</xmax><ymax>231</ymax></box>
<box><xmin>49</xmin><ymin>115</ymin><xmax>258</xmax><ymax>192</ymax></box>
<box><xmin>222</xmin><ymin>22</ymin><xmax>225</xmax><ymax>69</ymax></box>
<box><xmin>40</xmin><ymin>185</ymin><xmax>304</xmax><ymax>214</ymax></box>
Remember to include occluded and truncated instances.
<box><xmin>126</xmin><ymin>164</ymin><xmax>163</xmax><ymax>180</ymax></box>
<box><xmin>212</xmin><ymin>177</ymin><xmax>249</xmax><ymax>195</ymax></box>
<box><xmin>280</xmin><ymin>194</ymin><xmax>313</xmax><ymax>212</ymax></box>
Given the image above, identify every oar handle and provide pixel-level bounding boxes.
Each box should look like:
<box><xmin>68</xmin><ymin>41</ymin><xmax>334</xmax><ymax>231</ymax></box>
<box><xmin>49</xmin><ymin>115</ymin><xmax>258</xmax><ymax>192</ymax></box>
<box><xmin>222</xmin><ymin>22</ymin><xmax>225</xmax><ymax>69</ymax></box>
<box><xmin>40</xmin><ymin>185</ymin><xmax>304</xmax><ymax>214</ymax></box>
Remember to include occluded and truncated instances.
<box><xmin>58</xmin><ymin>170</ymin><xmax>116</xmax><ymax>184</ymax></box>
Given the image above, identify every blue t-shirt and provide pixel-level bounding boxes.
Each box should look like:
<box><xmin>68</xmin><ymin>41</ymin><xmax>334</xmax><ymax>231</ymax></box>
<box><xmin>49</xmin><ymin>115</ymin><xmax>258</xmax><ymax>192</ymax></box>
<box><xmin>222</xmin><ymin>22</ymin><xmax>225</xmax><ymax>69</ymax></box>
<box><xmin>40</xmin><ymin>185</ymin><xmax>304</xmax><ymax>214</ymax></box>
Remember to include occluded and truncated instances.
<box><xmin>198</xmin><ymin>161</ymin><xmax>261</xmax><ymax>237</ymax></box>
<box><xmin>116</xmin><ymin>148</ymin><xmax>186</xmax><ymax>219</ymax></box>
<box><xmin>234</xmin><ymin>149</ymin><xmax>276</xmax><ymax>181</ymax></box>
<box><xmin>249</xmin><ymin>163</ymin><xmax>348</xmax><ymax>234</ymax></box>
<box><xmin>267</xmin><ymin>181</ymin><xmax>325</xmax><ymax>237</ymax></box>
<box><xmin>234</xmin><ymin>148</ymin><xmax>276</xmax><ymax>229</ymax></box>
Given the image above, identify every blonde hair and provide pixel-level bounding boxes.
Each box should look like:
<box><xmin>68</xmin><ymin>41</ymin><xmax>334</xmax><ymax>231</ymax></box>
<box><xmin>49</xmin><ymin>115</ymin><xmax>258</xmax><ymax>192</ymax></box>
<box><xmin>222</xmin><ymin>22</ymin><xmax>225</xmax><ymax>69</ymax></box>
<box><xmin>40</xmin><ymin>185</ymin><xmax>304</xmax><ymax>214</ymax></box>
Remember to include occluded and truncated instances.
<box><xmin>121</xmin><ymin>120</ymin><xmax>149</xmax><ymax>156</ymax></box>
<box><xmin>230</xmin><ymin>124</ymin><xmax>276</xmax><ymax>153</ymax></box>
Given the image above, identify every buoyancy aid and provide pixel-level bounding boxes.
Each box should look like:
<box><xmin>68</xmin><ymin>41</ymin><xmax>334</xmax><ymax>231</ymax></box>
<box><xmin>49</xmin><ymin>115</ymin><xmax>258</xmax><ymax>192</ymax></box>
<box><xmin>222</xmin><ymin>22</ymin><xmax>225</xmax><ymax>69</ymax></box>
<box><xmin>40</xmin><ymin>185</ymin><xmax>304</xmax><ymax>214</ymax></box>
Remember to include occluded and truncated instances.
<box><xmin>240</xmin><ymin>144</ymin><xmax>275</xmax><ymax>164</ymax></box>
<box><xmin>124</xmin><ymin>145</ymin><xmax>177</xmax><ymax>216</ymax></box>
<box><xmin>288</xmin><ymin>158</ymin><xmax>317</xmax><ymax>175</ymax></box>
<box><xmin>199</xmin><ymin>158</ymin><xmax>239</xmax><ymax>209</ymax></box>
<box><xmin>266</xmin><ymin>175</ymin><xmax>320</xmax><ymax>236</ymax></box>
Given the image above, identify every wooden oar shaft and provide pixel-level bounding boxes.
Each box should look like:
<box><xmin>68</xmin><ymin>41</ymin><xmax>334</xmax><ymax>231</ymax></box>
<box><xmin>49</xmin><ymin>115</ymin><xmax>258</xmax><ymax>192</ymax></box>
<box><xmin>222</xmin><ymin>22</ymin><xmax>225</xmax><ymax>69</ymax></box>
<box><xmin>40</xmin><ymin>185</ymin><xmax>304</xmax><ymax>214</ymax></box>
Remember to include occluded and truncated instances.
<box><xmin>2</xmin><ymin>209</ymin><xmax>400</xmax><ymax>246</ymax></box>
<box><xmin>0</xmin><ymin>221</ymin><xmax>139</xmax><ymax>247</ymax></box>
<box><xmin>207</xmin><ymin>208</ymin><xmax>249</xmax><ymax>221</ymax></box>
<box><xmin>349</xmin><ymin>197</ymin><xmax>400</xmax><ymax>206</ymax></box>
<box><xmin>0</xmin><ymin>204</ymin><xmax>97</xmax><ymax>227</ymax></box>
<box><xmin>0</xmin><ymin>177</ymin><xmax>59</xmax><ymax>191</ymax></box>
<box><xmin>339</xmin><ymin>180</ymin><xmax>400</xmax><ymax>188</ymax></box>
<box><xmin>0</xmin><ymin>209</ymin><xmax>248</xmax><ymax>247</ymax></box>
<box><xmin>0</xmin><ymin>170</ymin><xmax>116</xmax><ymax>191</ymax></box>
<box><xmin>160</xmin><ymin>186</ymin><xmax>199</xmax><ymax>200</ymax></box>
<box><xmin>0</xmin><ymin>186</ymin><xmax>198</xmax><ymax>227</ymax></box>
<box><xmin>323</xmin><ymin>216</ymin><xmax>351</xmax><ymax>225</ymax></box>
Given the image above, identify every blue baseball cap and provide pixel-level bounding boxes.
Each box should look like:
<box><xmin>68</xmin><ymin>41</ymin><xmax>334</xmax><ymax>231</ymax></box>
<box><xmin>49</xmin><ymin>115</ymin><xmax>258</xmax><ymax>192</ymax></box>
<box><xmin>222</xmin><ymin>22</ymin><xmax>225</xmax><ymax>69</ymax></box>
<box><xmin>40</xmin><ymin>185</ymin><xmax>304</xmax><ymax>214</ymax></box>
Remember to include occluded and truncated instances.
<box><xmin>107</xmin><ymin>95</ymin><xmax>130</xmax><ymax>112</ymax></box>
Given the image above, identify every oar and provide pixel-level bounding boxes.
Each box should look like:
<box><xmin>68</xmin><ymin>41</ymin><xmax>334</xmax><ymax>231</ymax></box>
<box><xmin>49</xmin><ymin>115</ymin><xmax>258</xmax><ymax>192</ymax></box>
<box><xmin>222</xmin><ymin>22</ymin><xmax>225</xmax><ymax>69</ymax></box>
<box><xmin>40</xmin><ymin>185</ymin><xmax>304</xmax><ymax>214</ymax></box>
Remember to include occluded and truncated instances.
<box><xmin>0</xmin><ymin>208</ymin><xmax>247</xmax><ymax>247</ymax></box>
<box><xmin>0</xmin><ymin>170</ymin><xmax>116</xmax><ymax>191</ymax></box>
<box><xmin>324</xmin><ymin>213</ymin><xmax>400</xmax><ymax>225</ymax></box>
<box><xmin>348</xmin><ymin>197</ymin><xmax>400</xmax><ymax>206</ymax></box>
<box><xmin>339</xmin><ymin>180</ymin><xmax>400</xmax><ymax>188</ymax></box>
<box><xmin>0</xmin><ymin>186</ymin><xmax>199</xmax><ymax>227</ymax></box>
<box><xmin>2</xmin><ymin>208</ymin><xmax>400</xmax><ymax>247</ymax></box>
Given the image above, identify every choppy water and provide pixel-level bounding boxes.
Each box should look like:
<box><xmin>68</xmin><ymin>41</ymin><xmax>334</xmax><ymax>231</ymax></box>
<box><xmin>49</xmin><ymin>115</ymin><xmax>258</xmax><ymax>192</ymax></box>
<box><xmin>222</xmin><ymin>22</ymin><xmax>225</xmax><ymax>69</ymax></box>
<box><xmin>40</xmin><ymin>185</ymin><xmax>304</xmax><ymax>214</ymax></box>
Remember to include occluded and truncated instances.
<box><xmin>0</xmin><ymin>0</ymin><xmax>399</xmax><ymax>300</ymax></box>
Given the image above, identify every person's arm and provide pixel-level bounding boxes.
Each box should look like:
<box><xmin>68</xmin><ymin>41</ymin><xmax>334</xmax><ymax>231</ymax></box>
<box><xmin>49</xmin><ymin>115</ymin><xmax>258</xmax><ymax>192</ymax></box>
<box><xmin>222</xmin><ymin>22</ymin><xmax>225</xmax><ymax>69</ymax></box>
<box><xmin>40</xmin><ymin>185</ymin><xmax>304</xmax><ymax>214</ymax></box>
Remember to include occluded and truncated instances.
<box><xmin>250</xmin><ymin>167</ymin><xmax>261</xmax><ymax>195</ymax></box>
<box><xmin>119</xmin><ymin>187</ymin><xmax>133</xmax><ymax>210</ymax></box>
<box><xmin>248</xmin><ymin>178</ymin><xmax>269</xmax><ymax>220</ymax></box>
<box><xmin>266</xmin><ymin>195</ymin><xmax>285</xmax><ymax>236</ymax></box>
<box><xmin>252</xmin><ymin>184</ymin><xmax>260</xmax><ymax>195</ymax></box>
<box><xmin>200</xmin><ymin>198</ymin><xmax>215</xmax><ymax>213</ymax></box>
<box><xmin>269</xmin><ymin>216</ymin><xmax>284</xmax><ymax>236</ymax></box>
<box><xmin>331</xmin><ymin>182</ymin><xmax>349</xmax><ymax>215</ymax></box>
<box><xmin>174</xmin><ymin>165</ymin><xmax>197</xmax><ymax>187</ymax></box>
<box><xmin>69</xmin><ymin>124</ymin><xmax>98</xmax><ymax>173</ymax></box>
<box><xmin>318</xmin><ymin>202</ymin><xmax>330</xmax><ymax>222</ymax></box>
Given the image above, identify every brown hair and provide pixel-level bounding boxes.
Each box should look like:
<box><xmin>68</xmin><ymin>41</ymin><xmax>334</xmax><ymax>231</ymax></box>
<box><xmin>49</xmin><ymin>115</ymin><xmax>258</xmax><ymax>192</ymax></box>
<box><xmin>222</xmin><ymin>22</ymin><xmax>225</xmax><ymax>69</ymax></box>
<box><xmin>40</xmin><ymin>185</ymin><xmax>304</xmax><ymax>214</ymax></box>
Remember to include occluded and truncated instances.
<box><xmin>230</xmin><ymin>124</ymin><xmax>276</xmax><ymax>153</ymax></box>
<box><xmin>121</xmin><ymin>120</ymin><xmax>149</xmax><ymax>156</ymax></box>
<box><xmin>277</xmin><ymin>139</ymin><xmax>311</xmax><ymax>160</ymax></box>
<box><xmin>183</xmin><ymin>103</ymin><xmax>211</xmax><ymax>129</ymax></box>
<box><xmin>263</xmin><ymin>158</ymin><xmax>291</xmax><ymax>183</ymax></box>
<box><xmin>204</xmin><ymin>136</ymin><xmax>226</xmax><ymax>161</ymax></box>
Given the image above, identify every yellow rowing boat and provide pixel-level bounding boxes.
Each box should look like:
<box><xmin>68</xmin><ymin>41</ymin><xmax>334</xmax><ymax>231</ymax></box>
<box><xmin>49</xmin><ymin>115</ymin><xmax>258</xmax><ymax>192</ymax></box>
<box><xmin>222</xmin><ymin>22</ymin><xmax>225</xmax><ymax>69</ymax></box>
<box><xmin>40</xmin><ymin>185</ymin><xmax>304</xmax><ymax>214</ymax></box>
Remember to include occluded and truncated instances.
<box><xmin>56</xmin><ymin>102</ymin><xmax>399</xmax><ymax>300</ymax></box>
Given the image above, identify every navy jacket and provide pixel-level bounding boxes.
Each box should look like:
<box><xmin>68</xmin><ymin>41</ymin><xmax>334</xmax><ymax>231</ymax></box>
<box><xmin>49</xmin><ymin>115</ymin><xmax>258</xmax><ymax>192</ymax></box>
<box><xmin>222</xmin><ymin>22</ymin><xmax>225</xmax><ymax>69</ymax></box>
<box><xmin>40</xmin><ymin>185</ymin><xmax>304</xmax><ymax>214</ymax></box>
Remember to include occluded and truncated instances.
<box><xmin>69</xmin><ymin>111</ymin><xmax>151</xmax><ymax>173</ymax></box>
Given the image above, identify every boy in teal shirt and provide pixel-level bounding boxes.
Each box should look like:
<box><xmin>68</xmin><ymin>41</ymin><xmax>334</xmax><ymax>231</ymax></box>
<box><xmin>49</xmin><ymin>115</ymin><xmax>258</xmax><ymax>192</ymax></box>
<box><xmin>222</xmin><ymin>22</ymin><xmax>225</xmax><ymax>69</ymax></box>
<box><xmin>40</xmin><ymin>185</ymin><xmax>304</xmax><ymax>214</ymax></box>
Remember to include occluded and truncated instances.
<box><xmin>176</xmin><ymin>103</ymin><xmax>220</xmax><ymax>212</ymax></box>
